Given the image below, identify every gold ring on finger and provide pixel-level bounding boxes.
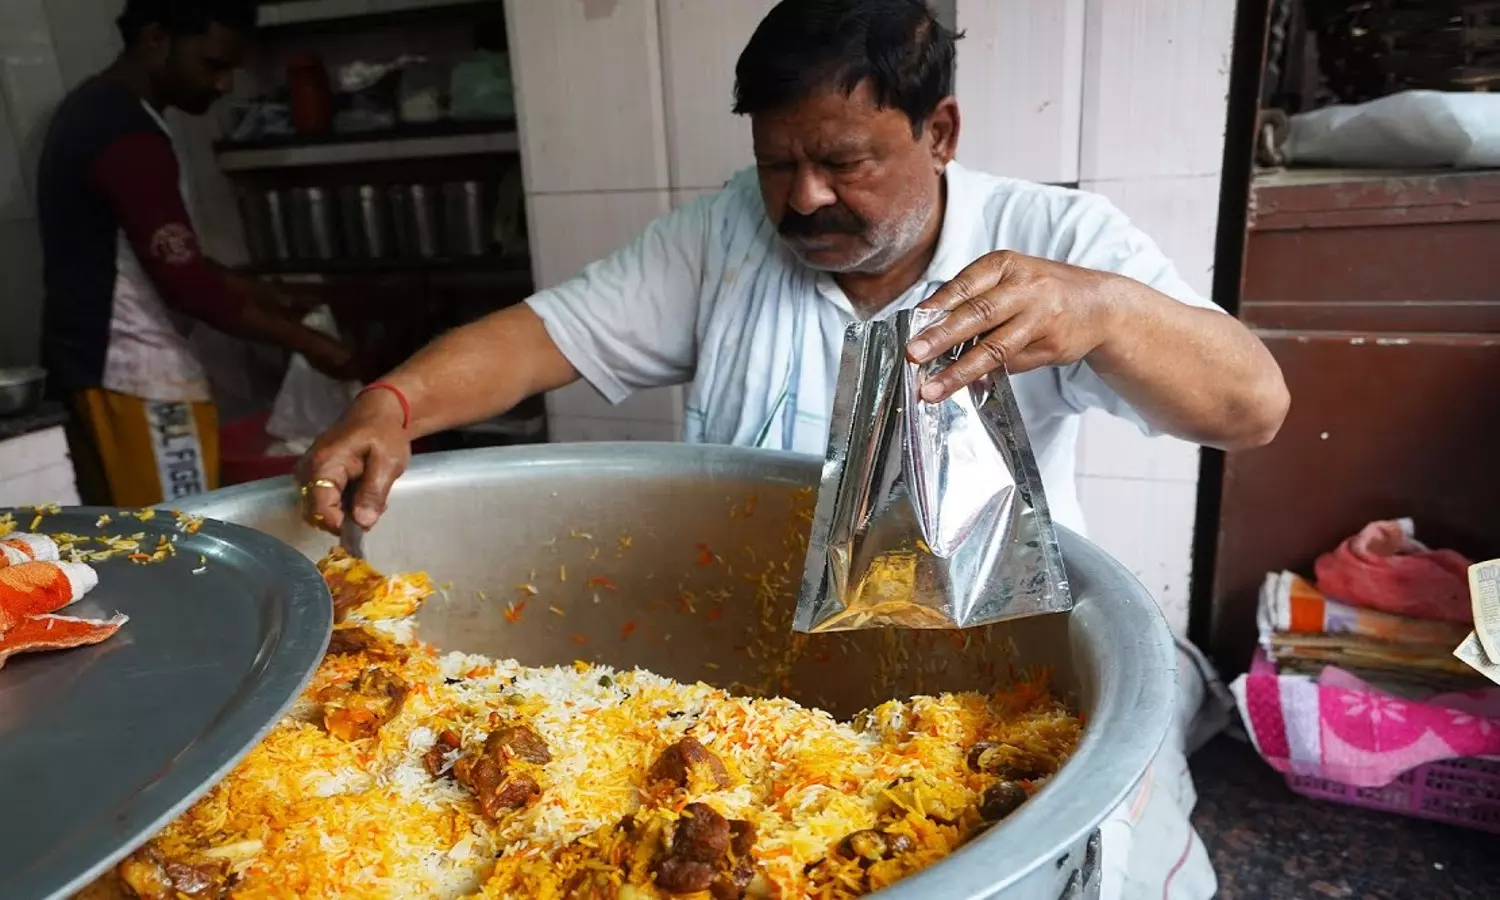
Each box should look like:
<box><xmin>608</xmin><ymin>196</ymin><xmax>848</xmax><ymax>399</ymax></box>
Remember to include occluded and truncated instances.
<box><xmin>300</xmin><ymin>478</ymin><xmax>340</xmax><ymax>497</ymax></box>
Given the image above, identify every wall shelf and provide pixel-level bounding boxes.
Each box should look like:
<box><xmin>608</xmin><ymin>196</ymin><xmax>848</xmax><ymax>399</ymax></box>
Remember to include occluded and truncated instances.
<box><xmin>217</xmin><ymin>124</ymin><xmax>518</xmax><ymax>171</ymax></box>
<box><xmin>255</xmin><ymin>0</ymin><xmax>501</xmax><ymax>35</ymax></box>
<box><xmin>238</xmin><ymin>255</ymin><xmax>531</xmax><ymax>279</ymax></box>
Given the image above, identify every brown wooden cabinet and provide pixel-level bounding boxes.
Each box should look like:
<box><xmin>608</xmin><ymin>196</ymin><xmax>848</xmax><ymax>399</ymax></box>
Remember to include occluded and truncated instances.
<box><xmin>1207</xmin><ymin>168</ymin><xmax>1500</xmax><ymax>670</ymax></box>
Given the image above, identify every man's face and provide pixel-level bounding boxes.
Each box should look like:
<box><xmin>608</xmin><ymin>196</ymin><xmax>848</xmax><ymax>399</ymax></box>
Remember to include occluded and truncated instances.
<box><xmin>148</xmin><ymin>23</ymin><xmax>243</xmax><ymax>115</ymax></box>
<box><xmin>751</xmin><ymin>80</ymin><xmax>957</xmax><ymax>274</ymax></box>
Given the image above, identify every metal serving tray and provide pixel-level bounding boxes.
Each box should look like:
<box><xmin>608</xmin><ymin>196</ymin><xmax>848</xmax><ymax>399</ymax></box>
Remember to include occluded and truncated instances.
<box><xmin>0</xmin><ymin>508</ymin><xmax>331</xmax><ymax>900</ymax></box>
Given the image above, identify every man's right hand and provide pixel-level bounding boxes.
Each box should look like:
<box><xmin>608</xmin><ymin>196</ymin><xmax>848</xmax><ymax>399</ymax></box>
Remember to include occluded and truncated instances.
<box><xmin>296</xmin><ymin>388</ymin><xmax>411</xmax><ymax>533</ymax></box>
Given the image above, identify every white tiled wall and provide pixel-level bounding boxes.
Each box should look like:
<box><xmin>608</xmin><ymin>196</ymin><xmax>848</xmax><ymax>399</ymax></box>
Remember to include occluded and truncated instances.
<box><xmin>954</xmin><ymin>0</ymin><xmax>1085</xmax><ymax>185</ymax></box>
<box><xmin>524</xmin><ymin>189</ymin><xmax>683</xmax><ymax>440</ymax></box>
<box><xmin>504</xmin><ymin>0</ymin><xmax>670</xmax><ymax>194</ymax></box>
<box><xmin>505</xmin><ymin>0</ymin><xmax>706</xmax><ymax>444</ymax></box>
<box><xmin>1071</xmin><ymin>0</ymin><xmax>1235</xmax><ymax>633</ymax></box>
<box><xmin>658</xmin><ymin>0</ymin><xmax>776</xmax><ymax>190</ymax></box>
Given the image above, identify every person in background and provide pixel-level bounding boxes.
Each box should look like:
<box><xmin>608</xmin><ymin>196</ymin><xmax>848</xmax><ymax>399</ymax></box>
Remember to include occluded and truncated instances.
<box><xmin>302</xmin><ymin>1</ymin><xmax>1289</xmax><ymax>897</ymax></box>
<box><xmin>37</xmin><ymin>0</ymin><xmax>357</xmax><ymax>507</ymax></box>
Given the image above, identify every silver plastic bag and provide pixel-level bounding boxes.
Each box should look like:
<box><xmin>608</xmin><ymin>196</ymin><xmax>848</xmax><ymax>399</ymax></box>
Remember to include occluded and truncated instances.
<box><xmin>793</xmin><ymin>307</ymin><xmax>1072</xmax><ymax>632</ymax></box>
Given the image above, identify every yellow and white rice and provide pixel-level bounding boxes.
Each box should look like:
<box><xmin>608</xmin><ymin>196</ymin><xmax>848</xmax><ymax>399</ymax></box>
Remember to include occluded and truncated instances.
<box><xmin>82</xmin><ymin>555</ymin><xmax>1081</xmax><ymax>900</ymax></box>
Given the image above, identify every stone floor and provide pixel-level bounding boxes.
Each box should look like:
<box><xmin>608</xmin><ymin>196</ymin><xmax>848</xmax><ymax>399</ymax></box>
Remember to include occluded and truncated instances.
<box><xmin>1191</xmin><ymin>736</ymin><xmax>1500</xmax><ymax>899</ymax></box>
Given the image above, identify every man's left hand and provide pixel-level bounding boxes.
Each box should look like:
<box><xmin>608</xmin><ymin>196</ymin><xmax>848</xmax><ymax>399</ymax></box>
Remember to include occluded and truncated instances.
<box><xmin>905</xmin><ymin>250</ymin><xmax>1118</xmax><ymax>403</ymax></box>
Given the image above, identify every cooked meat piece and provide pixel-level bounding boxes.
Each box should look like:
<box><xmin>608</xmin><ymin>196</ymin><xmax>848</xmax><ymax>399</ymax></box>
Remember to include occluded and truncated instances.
<box><xmin>454</xmin><ymin>755</ymin><xmax>501</xmax><ymax>800</ymax></box>
<box><xmin>325</xmin><ymin>626</ymin><xmax>407</xmax><ymax>661</ymax></box>
<box><xmin>326</xmin><ymin>627</ymin><xmax>376</xmax><ymax>656</ymax></box>
<box><xmin>674</xmin><ymin>803</ymin><xmax>731</xmax><ymax>862</ymax></box>
<box><xmin>656</xmin><ymin>856</ymin><xmax>717</xmax><ymax>895</ymax></box>
<box><xmin>654</xmin><ymin>803</ymin><xmax>753</xmax><ymax>896</ymax></box>
<box><xmin>708</xmin><ymin>819</ymin><xmax>757</xmax><ymax>899</ymax></box>
<box><xmin>491</xmin><ymin>772</ymin><xmax>542</xmax><ymax>810</ymax></box>
<box><xmin>453</xmin><ymin>754</ymin><xmax>541</xmax><ymax>819</ymax></box>
<box><xmin>318</xmin><ymin>667</ymin><xmax>409</xmax><ymax>741</ymax></box>
<box><xmin>839</xmin><ymin>829</ymin><xmax>889</xmax><ymax>862</ymax></box>
<box><xmin>979</xmin><ymin>781</ymin><xmax>1028</xmax><ymax>821</ymax></box>
<box><xmin>118</xmin><ymin>847</ymin><xmax>228</xmax><ymax>900</ymax></box>
<box><xmin>648</xmin><ymin>737</ymin><xmax>731</xmax><ymax>794</ymax></box>
<box><xmin>729</xmin><ymin>819</ymin><xmax>755</xmax><ymax>860</ymax></box>
<box><xmin>485</xmin><ymin>723</ymin><xmax>552</xmax><ymax>765</ymax></box>
<box><xmin>968</xmin><ymin>741</ymin><xmax>1054</xmax><ymax>781</ymax></box>
<box><xmin>423</xmin><ymin>730</ymin><xmax>462</xmax><ymax>778</ymax></box>
<box><xmin>886</xmin><ymin>833</ymin><xmax>914</xmax><ymax>855</ymax></box>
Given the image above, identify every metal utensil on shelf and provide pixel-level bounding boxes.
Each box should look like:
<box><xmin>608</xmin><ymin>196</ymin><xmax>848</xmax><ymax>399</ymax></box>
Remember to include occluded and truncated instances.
<box><xmin>390</xmin><ymin>184</ymin><xmax>440</xmax><ymax>260</ymax></box>
<box><xmin>340</xmin><ymin>185</ymin><xmax>389</xmax><ymax>260</ymax></box>
<box><xmin>0</xmin><ymin>366</ymin><xmax>46</xmax><ymax>416</ymax></box>
<box><xmin>443</xmin><ymin>180</ymin><xmax>490</xmax><ymax>257</ymax></box>
<box><xmin>286</xmin><ymin>188</ymin><xmax>315</xmax><ymax>260</ymax></box>
<box><xmin>249</xmin><ymin>189</ymin><xmax>292</xmax><ymax>263</ymax></box>
<box><xmin>237</xmin><ymin>189</ymin><xmax>272</xmax><ymax>264</ymax></box>
<box><xmin>287</xmin><ymin>187</ymin><xmax>339</xmax><ymax>261</ymax></box>
<box><xmin>305</xmin><ymin>187</ymin><xmax>338</xmax><ymax>260</ymax></box>
<box><xmin>409</xmin><ymin>184</ymin><xmax>440</xmax><ymax>259</ymax></box>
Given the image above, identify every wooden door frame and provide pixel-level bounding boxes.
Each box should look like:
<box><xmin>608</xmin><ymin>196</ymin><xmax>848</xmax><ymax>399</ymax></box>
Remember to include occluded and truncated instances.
<box><xmin>1187</xmin><ymin>0</ymin><xmax>1274</xmax><ymax>661</ymax></box>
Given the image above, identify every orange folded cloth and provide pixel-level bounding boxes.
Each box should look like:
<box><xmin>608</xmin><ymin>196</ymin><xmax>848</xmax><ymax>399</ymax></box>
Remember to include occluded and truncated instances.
<box><xmin>0</xmin><ymin>561</ymin><xmax>99</xmax><ymax>631</ymax></box>
<box><xmin>1261</xmin><ymin>571</ymin><xmax>1471</xmax><ymax>648</ymax></box>
<box><xmin>0</xmin><ymin>533</ymin><xmax>59</xmax><ymax>568</ymax></box>
<box><xmin>0</xmin><ymin>613</ymin><xmax>127</xmax><ymax>670</ymax></box>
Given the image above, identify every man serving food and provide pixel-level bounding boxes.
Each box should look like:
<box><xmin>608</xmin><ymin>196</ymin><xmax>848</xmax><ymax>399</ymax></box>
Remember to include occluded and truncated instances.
<box><xmin>300</xmin><ymin>1</ymin><xmax>1288</xmax><ymax>896</ymax></box>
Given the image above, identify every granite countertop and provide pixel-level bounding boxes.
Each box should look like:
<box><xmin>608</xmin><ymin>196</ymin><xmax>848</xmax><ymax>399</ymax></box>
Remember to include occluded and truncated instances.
<box><xmin>1192</xmin><ymin>735</ymin><xmax>1500</xmax><ymax>899</ymax></box>
<box><xmin>0</xmin><ymin>401</ymin><xmax>69</xmax><ymax>442</ymax></box>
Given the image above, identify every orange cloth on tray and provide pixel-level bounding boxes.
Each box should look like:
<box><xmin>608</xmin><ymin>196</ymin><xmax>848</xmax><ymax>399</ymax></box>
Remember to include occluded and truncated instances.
<box><xmin>0</xmin><ymin>613</ymin><xmax>126</xmax><ymax>669</ymax></box>
<box><xmin>0</xmin><ymin>533</ymin><xmax>59</xmax><ymax>568</ymax></box>
<box><xmin>0</xmin><ymin>561</ymin><xmax>98</xmax><ymax>631</ymax></box>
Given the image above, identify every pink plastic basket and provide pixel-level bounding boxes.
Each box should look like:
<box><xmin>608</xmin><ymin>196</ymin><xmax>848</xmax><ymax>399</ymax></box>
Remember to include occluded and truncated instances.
<box><xmin>1286</xmin><ymin>756</ymin><xmax>1500</xmax><ymax>833</ymax></box>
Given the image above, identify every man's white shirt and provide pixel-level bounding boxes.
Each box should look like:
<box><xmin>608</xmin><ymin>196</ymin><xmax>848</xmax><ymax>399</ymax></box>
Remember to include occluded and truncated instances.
<box><xmin>528</xmin><ymin>161</ymin><xmax>1221</xmax><ymax>536</ymax></box>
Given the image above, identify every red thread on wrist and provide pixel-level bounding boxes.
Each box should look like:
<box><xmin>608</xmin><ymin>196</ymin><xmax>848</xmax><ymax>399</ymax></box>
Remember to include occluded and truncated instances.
<box><xmin>360</xmin><ymin>381</ymin><xmax>411</xmax><ymax>430</ymax></box>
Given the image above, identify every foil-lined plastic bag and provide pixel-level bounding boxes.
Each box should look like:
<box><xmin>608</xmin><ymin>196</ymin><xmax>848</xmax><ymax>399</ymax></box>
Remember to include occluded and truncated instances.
<box><xmin>794</xmin><ymin>307</ymin><xmax>1072</xmax><ymax>632</ymax></box>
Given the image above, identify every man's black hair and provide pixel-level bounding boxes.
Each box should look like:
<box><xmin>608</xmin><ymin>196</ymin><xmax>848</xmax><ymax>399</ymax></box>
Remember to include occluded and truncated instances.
<box><xmin>732</xmin><ymin>0</ymin><xmax>962</xmax><ymax>134</ymax></box>
<box><xmin>116</xmin><ymin>0</ymin><xmax>258</xmax><ymax>46</ymax></box>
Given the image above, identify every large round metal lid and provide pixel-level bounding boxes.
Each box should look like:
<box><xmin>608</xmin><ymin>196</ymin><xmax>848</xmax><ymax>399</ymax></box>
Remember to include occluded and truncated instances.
<box><xmin>0</xmin><ymin>508</ymin><xmax>331</xmax><ymax>900</ymax></box>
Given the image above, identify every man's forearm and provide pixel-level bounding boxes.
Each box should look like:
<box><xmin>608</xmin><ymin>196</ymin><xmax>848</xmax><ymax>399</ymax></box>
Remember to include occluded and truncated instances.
<box><xmin>371</xmin><ymin>304</ymin><xmax>580</xmax><ymax>438</ymax></box>
<box><xmin>202</xmin><ymin>292</ymin><xmax>344</xmax><ymax>364</ymax></box>
<box><xmin>1087</xmin><ymin>276</ymin><xmax>1289</xmax><ymax>450</ymax></box>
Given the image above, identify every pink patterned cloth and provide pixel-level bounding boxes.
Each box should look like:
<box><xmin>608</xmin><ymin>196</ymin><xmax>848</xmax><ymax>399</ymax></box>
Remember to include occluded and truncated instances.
<box><xmin>1231</xmin><ymin>652</ymin><xmax>1500</xmax><ymax>787</ymax></box>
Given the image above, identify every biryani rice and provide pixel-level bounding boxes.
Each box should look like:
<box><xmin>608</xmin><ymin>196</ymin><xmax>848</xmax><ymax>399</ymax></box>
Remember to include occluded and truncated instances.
<box><xmin>82</xmin><ymin>552</ymin><xmax>1082</xmax><ymax>900</ymax></box>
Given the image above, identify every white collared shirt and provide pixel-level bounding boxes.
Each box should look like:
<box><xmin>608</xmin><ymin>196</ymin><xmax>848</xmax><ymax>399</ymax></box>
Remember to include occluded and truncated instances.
<box><xmin>527</xmin><ymin>161</ymin><xmax>1220</xmax><ymax>535</ymax></box>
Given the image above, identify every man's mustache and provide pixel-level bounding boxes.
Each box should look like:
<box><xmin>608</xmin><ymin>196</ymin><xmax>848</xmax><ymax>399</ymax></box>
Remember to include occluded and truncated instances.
<box><xmin>778</xmin><ymin>205</ymin><xmax>865</xmax><ymax>238</ymax></box>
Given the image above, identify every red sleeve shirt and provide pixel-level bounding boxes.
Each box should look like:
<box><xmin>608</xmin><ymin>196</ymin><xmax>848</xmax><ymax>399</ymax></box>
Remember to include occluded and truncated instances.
<box><xmin>86</xmin><ymin>130</ymin><xmax>247</xmax><ymax>332</ymax></box>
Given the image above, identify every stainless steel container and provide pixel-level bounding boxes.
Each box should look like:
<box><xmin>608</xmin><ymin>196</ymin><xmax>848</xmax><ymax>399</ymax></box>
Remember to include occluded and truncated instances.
<box><xmin>236</xmin><ymin>189</ymin><xmax>272</xmax><ymax>264</ymax></box>
<box><xmin>305</xmin><ymin>187</ymin><xmax>338</xmax><ymax>260</ymax></box>
<box><xmin>248</xmin><ymin>189</ymin><xmax>291</xmax><ymax>263</ymax></box>
<box><xmin>0</xmin><ymin>366</ymin><xmax>46</xmax><ymax>416</ymax></box>
<box><xmin>443</xmin><ymin>180</ymin><xmax>490</xmax><ymax>257</ymax></box>
<box><xmin>340</xmin><ymin>185</ymin><xmax>389</xmax><ymax>260</ymax></box>
<box><xmin>177</xmin><ymin>443</ymin><xmax>1176</xmax><ymax>900</ymax></box>
<box><xmin>287</xmin><ymin>187</ymin><xmax>339</xmax><ymax>261</ymax></box>
<box><xmin>390</xmin><ymin>183</ymin><xmax>440</xmax><ymax>259</ymax></box>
